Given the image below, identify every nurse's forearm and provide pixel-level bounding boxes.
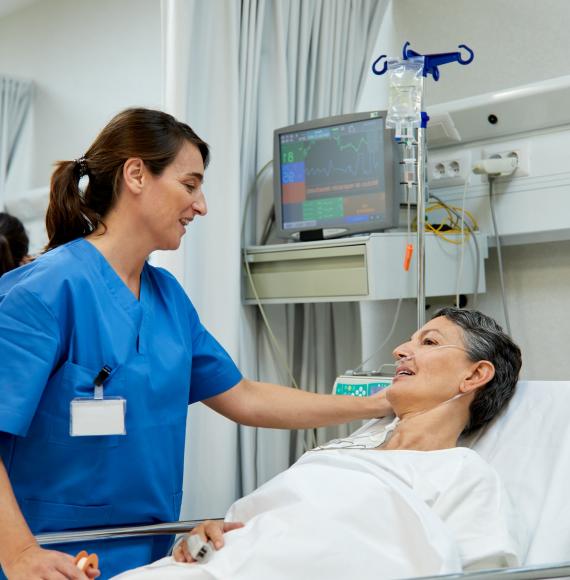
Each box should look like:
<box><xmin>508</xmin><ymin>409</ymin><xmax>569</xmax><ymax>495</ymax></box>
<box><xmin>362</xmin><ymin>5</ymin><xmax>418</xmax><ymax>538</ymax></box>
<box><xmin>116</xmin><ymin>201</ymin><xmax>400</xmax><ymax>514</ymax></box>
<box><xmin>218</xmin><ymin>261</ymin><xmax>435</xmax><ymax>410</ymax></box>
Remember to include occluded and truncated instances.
<box><xmin>0</xmin><ymin>458</ymin><xmax>37</xmax><ymax>570</ymax></box>
<box><xmin>205</xmin><ymin>379</ymin><xmax>391</xmax><ymax>429</ymax></box>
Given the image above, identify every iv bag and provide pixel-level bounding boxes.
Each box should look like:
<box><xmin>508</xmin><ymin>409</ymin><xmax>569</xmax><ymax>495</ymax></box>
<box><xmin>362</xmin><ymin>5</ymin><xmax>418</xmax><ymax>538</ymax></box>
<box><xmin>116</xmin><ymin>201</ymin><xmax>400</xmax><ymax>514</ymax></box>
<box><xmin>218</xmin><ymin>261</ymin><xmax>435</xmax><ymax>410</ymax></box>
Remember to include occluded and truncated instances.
<box><xmin>386</xmin><ymin>56</ymin><xmax>424</xmax><ymax>139</ymax></box>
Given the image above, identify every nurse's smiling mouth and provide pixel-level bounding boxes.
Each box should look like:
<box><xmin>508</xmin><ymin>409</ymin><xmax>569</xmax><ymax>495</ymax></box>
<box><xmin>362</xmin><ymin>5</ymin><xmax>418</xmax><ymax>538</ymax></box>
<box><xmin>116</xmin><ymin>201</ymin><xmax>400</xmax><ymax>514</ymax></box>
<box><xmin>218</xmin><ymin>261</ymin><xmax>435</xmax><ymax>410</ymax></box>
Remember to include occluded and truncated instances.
<box><xmin>178</xmin><ymin>217</ymin><xmax>193</xmax><ymax>234</ymax></box>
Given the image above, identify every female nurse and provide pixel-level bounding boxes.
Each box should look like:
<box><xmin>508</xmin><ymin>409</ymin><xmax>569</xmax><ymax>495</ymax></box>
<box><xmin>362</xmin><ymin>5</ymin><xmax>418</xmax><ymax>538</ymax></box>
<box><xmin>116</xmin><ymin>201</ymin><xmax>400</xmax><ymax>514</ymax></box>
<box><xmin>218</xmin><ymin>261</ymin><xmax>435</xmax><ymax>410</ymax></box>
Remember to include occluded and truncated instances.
<box><xmin>0</xmin><ymin>212</ymin><xmax>31</xmax><ymax>277</ymax></box>
<box><xmin>0</xmin><ymin>108</ymin><xmax>391</xmax><ymax>580</ymax></box>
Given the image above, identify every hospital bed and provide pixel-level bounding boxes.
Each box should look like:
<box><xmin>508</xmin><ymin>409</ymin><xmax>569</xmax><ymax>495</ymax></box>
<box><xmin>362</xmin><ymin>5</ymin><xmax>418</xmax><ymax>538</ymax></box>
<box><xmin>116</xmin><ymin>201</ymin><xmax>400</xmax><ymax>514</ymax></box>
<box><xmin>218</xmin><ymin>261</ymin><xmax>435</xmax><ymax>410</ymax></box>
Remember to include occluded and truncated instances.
<box><xmin>36</xmin><ymin>381</ymin><xmax>570</xmax><ymax>579</ymax></box>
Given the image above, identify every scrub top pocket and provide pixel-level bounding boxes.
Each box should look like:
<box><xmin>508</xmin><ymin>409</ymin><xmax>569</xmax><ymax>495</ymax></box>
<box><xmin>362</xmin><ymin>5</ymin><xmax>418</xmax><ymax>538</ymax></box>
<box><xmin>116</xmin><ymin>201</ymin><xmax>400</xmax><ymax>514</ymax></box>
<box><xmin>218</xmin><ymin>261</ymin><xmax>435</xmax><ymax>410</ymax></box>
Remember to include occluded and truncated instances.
<box><xmin>21</xmin><ymin>498</ymin><xmax>114</xmax><ymax>531</ymax></box>
<box><xmin>32</xmin><ymin>360</ymin><xmax>124</xmax><ymax>448</ymax></box>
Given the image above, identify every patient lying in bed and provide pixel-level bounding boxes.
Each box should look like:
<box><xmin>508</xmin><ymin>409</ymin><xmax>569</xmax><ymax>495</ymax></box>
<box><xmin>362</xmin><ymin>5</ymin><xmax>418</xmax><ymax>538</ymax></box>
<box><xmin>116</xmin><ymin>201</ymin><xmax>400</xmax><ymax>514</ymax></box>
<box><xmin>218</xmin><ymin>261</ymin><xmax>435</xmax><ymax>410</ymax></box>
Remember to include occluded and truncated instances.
<box><xmin>113</xmin><ymin>308</ymin><xmax>525</xmax><ymax>580</ymax></box>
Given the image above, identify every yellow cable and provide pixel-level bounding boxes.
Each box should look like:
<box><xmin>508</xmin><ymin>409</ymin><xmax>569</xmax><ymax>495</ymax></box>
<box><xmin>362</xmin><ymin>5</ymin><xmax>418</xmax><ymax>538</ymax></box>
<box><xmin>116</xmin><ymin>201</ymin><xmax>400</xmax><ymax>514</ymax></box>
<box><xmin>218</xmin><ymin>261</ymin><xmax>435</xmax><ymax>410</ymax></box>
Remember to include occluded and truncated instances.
<box><xmin>420</xmin><ymin>202</ymin><xmax>479</xmax><ymax>246</ymax></box>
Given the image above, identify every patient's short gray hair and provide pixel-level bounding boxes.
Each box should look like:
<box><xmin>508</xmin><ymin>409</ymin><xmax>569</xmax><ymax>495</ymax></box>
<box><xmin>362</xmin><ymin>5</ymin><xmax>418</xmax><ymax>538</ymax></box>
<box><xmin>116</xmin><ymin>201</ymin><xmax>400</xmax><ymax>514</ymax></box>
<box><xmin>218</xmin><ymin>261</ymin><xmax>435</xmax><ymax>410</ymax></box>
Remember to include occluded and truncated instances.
<box><xmin>432</xmin><ymin>307</ymin><xmax>522</xmax><ymax>435</ymax></box>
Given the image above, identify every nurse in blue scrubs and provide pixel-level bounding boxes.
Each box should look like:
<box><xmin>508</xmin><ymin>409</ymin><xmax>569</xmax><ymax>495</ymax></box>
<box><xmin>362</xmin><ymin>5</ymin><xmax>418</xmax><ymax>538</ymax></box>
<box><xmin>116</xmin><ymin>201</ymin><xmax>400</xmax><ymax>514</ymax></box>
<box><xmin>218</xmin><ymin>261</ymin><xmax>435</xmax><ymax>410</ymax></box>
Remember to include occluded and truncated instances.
<box><xmin>0</xmin><ymin>108</ymin><xmax>390</xmax><ymax>580</ymax></box>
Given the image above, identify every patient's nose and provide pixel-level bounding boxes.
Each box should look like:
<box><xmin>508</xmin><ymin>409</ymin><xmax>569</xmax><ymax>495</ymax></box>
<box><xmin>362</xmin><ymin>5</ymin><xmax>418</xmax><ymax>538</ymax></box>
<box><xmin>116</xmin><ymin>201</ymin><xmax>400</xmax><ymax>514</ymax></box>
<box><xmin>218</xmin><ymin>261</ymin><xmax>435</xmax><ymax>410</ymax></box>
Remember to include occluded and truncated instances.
<box><xmin>393</xmin><ymin>343</ymin><xmax>413</xmax><ymax>362</ymax></box>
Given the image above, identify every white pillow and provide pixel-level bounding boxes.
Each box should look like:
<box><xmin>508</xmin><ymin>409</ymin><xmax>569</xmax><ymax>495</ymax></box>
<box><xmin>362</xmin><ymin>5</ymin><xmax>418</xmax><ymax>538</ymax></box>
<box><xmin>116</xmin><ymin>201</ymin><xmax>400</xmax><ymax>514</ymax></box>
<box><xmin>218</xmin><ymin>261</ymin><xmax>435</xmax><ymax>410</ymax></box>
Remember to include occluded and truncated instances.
<box><xmin>469</xmin><ymin>380</ymin><xmax>570</xmax><ymax>565</ymax></box>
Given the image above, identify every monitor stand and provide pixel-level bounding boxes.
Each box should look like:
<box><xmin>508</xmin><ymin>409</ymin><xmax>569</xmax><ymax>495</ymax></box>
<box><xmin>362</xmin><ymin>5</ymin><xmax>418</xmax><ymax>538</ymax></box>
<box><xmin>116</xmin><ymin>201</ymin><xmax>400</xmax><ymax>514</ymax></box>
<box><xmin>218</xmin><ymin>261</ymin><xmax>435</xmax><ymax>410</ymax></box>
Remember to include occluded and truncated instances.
<box><xmin>299</xmin><ymin>229</ymin><xmax>324</xmax><ymax>242</ymax></box>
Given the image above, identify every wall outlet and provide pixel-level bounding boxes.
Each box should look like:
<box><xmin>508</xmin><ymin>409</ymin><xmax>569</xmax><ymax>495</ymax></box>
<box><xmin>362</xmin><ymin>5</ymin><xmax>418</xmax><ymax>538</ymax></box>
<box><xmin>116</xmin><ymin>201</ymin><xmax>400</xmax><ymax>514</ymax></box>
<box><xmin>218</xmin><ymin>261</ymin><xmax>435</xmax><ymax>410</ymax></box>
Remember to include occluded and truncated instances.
<box><xmin>481</xmin><ymin>139</ymin><xmax>531</xmax><ymax>178</ymax></box>
<box><xmin>427</xmin><ymin>151</ymin><xmax>472</xmax><ymax>188</ymax></box>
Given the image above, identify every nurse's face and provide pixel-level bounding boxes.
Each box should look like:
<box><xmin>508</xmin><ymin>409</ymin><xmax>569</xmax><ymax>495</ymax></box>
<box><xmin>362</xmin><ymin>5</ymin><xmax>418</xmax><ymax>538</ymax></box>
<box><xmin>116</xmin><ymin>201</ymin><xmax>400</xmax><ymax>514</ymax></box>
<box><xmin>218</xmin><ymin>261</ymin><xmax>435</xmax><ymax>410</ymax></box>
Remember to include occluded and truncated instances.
<box><xmin>142</xmin><ymin>141</ymin><xmax>207</xmax><ymax>251</ymax></box>
<box><xmin>387</xmin><ymin>316</ymin><xmax>474</xmax><ymax>414</ymax></box>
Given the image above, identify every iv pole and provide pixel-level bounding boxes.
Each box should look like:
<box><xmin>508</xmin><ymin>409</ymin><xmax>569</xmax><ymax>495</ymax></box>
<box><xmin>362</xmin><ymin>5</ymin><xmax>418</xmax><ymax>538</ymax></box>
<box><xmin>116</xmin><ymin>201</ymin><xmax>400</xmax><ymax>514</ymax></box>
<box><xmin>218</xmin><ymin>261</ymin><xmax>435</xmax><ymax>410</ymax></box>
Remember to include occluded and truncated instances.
<box><xmin>372</xmin><ymin>43</ymin><xmax>474</xmax><ymax>329</ymax></box>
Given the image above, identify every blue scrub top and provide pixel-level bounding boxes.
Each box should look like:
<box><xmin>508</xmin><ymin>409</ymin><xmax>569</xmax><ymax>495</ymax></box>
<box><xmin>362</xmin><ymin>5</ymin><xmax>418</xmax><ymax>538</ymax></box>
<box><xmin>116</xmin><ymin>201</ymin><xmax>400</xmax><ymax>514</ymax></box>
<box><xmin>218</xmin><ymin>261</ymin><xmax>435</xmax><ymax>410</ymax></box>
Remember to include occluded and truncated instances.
<box><xmin>0</xmin><ymin>238</ymin><xmax>242</xmax><ymax>579</ymax></box>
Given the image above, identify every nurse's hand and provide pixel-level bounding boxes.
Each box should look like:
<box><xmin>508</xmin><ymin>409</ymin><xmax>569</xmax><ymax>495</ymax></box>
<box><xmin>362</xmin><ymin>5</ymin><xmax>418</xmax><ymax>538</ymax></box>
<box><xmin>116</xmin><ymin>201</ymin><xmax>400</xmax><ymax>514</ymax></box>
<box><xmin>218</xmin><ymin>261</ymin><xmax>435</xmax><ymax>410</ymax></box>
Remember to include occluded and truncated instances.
<box><xmin>173</xmin><ymin>520</ymin><xmax>244</xmax><ymax>563</ymax></box>
<box><xmin>370</xmin><ymin>387</ymin><xmax>393</xmax><ymax>417</ymax></box>
<box><xmin>4</xmin><ymin>544</ymin><xmax>99</xmax><ymax>579</ymax></box>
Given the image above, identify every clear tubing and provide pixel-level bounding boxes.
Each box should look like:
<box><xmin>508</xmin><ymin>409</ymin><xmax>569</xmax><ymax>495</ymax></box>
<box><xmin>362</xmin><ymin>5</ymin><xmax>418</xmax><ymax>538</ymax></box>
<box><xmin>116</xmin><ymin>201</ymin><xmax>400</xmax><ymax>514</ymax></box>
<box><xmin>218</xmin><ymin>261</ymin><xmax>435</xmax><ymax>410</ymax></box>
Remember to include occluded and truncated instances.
<box><xmin>401</xmin><ymin>140</ymin><xmax>417</xmax><ymax>202</ymax></box>
<box><xmin>311</xmin><ymin>386</ymin><xmax>471</xmax><ymax>452</ymax></box>
<box><xmin>362</xmin><ymin>344</ymin><xmax>470</xmax><ymax>378</ymax></box>
<box><xmin>489</xmin><ymin>177</ymin><xmax>512</xmax><ymax>335</ymax></box>
<box><xmin>394</xmin><ymin>344</ymin><xmax>469</xmax><ymax>368</ymax></box>
<box><xmin>416</xmin><ymin>126</ymin><xmax>426</xmax><ymax>329</ymax></box>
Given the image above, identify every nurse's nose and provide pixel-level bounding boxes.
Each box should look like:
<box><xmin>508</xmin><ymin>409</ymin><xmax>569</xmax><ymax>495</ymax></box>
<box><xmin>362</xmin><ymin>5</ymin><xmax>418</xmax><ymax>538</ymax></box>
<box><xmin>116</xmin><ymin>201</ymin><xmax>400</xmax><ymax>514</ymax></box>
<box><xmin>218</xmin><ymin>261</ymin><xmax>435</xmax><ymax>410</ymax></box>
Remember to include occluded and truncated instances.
<box><xmin>192</xmin><ymin>191</ymin><xmax>207</xmax><ymax>217</ymax></box>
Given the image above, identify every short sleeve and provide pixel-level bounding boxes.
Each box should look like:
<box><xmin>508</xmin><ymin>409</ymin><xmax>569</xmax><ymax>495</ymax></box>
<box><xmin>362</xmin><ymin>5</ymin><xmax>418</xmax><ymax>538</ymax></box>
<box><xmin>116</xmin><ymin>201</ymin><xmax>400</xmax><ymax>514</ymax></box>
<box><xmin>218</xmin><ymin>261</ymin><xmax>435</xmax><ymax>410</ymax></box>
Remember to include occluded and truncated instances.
<box><xmin>0</xmin><ymin>286</ymin><xmax>60</xmax><ymax>436</ymax></box>
<box><xmin>187</xmin><ymin>305</ymin><xmax>242</xmax><ymax>404</ymax></box>
<box><xmin>432</xmin><ymin>451</ymin><xmax>523</xmax><ymax>571</ymax></box>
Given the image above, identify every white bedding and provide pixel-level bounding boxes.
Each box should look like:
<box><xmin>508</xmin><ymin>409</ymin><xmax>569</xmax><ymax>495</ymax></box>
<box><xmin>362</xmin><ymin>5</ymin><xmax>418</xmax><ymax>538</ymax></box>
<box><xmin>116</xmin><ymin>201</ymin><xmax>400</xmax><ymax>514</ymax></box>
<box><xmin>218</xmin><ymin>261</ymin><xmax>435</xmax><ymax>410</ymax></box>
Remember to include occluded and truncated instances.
<box><xmin>113</xmin><ymin>443</ymin><xmax>521</xmax><ymax>580</ymax></box>
<box><xmin>468</xmin><ymin>380</ymin><xmax>570</xmax><ymax>564</ymax></box>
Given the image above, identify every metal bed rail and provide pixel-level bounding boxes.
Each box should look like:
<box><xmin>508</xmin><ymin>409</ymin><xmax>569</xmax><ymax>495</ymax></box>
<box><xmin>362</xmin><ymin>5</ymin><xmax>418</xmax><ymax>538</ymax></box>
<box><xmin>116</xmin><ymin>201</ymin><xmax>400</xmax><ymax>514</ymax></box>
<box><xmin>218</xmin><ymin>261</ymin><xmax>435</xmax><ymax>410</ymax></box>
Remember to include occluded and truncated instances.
<box><xmin>37</xmin><ymin>522</ymin><xmax>570</xmax><ymax>580</ymax></box>
<box><xmin>35</xmin><ymin>520</ymin><xmax>206</xmax><ymax>546</ymax></box>
<box><xmin>415</xmin><ymin>561</ymin><xmax>570</xmax><ymax>580</ymax></box>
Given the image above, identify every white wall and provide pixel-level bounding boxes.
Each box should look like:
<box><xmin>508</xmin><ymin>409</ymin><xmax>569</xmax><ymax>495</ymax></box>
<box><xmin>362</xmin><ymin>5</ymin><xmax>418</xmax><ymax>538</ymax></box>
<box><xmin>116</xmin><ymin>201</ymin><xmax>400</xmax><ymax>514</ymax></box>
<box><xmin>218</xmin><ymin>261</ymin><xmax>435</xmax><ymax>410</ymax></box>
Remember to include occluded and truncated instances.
<box><xmin>0</xmin><ymin>0</ymin><xmax>162</xmax><ymax>249</ymax></box>
<box><xmin>359</xmin><ymin>0</ymin><xmax>570</xmax><ymax>379</ymax></box>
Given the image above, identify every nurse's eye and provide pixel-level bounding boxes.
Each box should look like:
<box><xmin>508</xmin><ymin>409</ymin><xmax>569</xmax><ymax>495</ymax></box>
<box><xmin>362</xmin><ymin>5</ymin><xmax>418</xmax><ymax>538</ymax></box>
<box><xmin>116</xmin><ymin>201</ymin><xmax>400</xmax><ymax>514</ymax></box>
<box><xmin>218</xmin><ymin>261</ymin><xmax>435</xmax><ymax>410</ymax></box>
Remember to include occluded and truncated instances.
<box><xmin>185</xmin><ymin>183</ymin><xmax>197</xmax><ymax>193</ymax></box>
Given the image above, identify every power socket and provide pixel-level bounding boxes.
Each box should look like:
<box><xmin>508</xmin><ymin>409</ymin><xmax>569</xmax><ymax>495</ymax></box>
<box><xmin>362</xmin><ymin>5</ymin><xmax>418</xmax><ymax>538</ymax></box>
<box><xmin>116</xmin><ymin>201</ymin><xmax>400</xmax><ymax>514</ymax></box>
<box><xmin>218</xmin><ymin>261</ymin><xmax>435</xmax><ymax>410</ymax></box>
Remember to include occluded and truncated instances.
<box><xmin>427</xmin><ymin>151</ymin><xmax>472</xmax><ymax>188</ymax></box>
<box><xmin>481</xmin><ymin>139</ymin><xmax>531</xmax><ymax>177</ymax></box>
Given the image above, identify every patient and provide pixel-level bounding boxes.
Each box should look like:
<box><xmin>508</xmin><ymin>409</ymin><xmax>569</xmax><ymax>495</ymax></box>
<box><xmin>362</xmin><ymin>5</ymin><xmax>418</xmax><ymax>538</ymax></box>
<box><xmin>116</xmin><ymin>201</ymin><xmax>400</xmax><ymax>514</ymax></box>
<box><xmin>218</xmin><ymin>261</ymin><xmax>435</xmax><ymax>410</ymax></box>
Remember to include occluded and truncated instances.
<box><xmin>114</xmin><ymin>308</ymin><xmax>524</xmax><ymax>580</ymax></box>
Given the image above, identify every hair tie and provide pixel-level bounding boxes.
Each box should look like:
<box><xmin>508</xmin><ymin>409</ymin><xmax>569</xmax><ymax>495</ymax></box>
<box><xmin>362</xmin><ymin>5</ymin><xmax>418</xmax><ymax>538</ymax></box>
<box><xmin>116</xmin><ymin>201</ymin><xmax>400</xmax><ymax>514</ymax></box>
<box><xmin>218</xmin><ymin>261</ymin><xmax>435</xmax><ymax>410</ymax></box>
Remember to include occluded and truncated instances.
<box><xmin>74</xmin><ymin>156</ymin><xmax>88</xmax><ymax>178</ymax></box>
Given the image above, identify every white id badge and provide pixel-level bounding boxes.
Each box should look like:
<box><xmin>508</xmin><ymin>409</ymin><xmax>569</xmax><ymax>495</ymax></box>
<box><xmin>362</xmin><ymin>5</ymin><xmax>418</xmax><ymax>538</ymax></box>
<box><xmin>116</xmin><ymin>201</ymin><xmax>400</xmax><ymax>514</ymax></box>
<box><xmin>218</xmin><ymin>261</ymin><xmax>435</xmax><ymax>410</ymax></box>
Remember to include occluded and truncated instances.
<box><xmin>70</xmin><ymin>397</ymin><xmax>126</xmax><ymax>436</ymax></box>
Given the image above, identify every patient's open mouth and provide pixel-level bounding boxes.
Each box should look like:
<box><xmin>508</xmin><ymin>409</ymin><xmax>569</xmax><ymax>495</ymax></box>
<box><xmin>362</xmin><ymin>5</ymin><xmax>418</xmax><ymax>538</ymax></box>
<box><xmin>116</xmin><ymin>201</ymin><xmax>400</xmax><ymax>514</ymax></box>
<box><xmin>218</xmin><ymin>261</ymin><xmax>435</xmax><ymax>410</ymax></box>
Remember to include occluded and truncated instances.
<box><xmin>395</xmin><ymin>368</ymin><xmax>415</xmax><ymax>377</ymax></box>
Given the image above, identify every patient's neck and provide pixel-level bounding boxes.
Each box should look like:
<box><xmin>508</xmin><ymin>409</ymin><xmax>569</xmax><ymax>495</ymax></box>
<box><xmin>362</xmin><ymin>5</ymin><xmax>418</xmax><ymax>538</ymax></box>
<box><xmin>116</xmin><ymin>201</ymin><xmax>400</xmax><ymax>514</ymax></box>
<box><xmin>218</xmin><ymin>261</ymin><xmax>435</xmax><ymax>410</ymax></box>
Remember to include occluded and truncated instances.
<box><xmin>381</xmin><ymin>400</ymin><xmax>470</xmax><ymax>452</ymax></box>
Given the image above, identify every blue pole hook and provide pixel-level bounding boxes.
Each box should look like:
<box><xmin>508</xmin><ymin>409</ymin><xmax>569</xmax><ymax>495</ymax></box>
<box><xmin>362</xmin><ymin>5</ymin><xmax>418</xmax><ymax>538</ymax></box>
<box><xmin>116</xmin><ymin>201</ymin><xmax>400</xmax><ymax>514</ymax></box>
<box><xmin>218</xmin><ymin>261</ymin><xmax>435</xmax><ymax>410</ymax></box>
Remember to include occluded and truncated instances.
<box><xmin>402</xmin><ymin>41</ymin><xmax>474</xmax><ymax>81</ymax></box>
<box><xmin>371</xmin><ymin>54</ymin><xmax>388</xmax><ymax>76</ymax></box>
<box><xmin>370</xmin><ymin>42</ymin><xmax>474</xmax><ymax>80</ymax></box>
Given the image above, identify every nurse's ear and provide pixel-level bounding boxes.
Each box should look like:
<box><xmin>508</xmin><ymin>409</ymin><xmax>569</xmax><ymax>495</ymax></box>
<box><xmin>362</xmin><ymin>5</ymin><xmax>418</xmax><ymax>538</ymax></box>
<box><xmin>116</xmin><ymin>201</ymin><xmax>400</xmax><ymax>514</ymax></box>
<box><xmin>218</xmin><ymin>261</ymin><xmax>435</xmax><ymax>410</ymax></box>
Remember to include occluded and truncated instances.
<box><xmin>122</xmin><ymin>158</ymin><xmax>146</xmax><ymax>195</ymax></box>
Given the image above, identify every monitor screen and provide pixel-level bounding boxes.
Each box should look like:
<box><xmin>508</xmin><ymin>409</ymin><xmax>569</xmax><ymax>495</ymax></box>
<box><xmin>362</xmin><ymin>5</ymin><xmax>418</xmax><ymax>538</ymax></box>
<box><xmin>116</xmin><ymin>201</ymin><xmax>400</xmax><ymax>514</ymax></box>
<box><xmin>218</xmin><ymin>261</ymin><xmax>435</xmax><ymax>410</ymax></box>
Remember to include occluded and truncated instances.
<box><xmin>274</xmin><ymin>111</ymin><xmax>398</xmax><ymax>240</ymax></box>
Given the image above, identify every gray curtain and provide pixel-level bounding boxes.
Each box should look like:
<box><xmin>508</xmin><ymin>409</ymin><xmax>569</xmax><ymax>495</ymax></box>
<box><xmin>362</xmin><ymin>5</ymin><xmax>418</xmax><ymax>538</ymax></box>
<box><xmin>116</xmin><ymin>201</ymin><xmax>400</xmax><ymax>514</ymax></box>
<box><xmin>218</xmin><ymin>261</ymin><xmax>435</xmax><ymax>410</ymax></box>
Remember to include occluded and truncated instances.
<box><xmin>0</xmin><ymin>76</ymin><xmax>33</xmax><ymax>210</ymax></box>
<box><xmin>237</xmin><ymin>0</ymin><xmax>389</xmax><ymax>494</ymax></box>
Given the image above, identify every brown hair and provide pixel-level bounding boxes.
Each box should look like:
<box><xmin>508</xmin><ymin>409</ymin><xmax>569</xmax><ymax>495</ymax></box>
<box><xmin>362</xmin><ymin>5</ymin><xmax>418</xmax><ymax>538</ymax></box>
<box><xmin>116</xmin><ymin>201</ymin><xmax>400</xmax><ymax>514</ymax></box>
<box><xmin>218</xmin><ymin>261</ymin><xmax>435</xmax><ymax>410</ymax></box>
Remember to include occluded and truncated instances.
<box><xmin>45</xmin><ymin>108</ymin><xmax>210</xmax><ymax>250</ymax></box>
<box><xmin>0</xmin><ymin>212</ymin><xmax>29</xmax><ymax>276</ymax></box>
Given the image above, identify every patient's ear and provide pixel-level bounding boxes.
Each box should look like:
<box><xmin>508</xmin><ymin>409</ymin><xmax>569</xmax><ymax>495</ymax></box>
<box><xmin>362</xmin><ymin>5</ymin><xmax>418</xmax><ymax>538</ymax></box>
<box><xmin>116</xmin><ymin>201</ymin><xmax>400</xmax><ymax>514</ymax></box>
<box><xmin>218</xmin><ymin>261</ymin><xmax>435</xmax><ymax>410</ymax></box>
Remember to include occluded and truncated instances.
<box><xmin>460</xmin><ymin>361</ymin><xmax>495</xmax><ymax>394</ymax></box>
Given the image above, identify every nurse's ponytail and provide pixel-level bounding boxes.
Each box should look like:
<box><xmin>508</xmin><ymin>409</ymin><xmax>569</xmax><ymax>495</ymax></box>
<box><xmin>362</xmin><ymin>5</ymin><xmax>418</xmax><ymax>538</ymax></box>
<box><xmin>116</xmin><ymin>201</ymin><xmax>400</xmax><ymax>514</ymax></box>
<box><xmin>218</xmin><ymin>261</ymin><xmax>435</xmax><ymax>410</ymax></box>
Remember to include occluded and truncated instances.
<box><xmin>46</xmin><ymin>159</ymin><xmax>101</xmax><ymax>250</ymax></box>
<box><xmin>45</xmin><ymin>108</ymin><xmax>209</xmax><ymax>251</ymax></box>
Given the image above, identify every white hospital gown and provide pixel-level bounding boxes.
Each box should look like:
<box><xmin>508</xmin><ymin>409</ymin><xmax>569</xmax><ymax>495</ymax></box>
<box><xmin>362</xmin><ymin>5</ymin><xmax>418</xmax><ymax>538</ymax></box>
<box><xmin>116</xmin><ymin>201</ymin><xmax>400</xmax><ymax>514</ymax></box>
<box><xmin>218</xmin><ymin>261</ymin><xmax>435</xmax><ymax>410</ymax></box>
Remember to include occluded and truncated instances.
<box><xmin>113</xmin><ymin>429</ymin><xmax>522</xmax><ymax>580</ymax></box>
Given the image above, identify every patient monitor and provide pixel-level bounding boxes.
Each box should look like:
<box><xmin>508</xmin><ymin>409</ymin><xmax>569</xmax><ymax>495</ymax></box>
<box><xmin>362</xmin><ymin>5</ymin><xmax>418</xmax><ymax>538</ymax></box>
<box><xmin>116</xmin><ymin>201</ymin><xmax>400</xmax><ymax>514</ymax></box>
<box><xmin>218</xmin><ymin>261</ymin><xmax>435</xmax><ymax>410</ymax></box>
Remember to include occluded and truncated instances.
<box><xmin>333</xmin><ymin>374</ymin><xmax>392</xmax><ymax>397</ymax></box>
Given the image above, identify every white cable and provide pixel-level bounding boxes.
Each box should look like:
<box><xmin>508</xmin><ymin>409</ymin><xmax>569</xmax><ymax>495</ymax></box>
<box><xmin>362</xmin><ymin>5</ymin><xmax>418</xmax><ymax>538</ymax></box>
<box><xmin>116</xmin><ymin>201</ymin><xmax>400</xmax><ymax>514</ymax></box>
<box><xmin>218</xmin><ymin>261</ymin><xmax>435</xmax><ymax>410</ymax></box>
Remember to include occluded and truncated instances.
<box><xmin>488</xmin><ymin>177</ymin><xmax>512</xmax><ymax>335</ymax></box>
<box><xmin>455</xmin><ymin>176</ymin><xmax>471</xmax><ymax>308</ymax></box>
<box><xmin>242</xmin><ymin>255</ymin><xmax>300</xmax><ymax>389</ymax></box>
<box><xmin>353</xmin><ymin>192</ymin><xmax>412</xmax><ymax>374</ymax></box>
<box><xmin>241</xmin><ymin>163</ymin><xmax>319</xmax><ymax>453</ymax></box>
<box><xmin>353</xmin><ymin>297</ymin><xmax>403</xmax><ymax>373</ymax></box>
<box><xmin>241</xmin><ymin>160</ymin><xmax>300</xmax><ymax>390</ymax></box>
<box><xmin>430</xmin><ymin>194</ymin><xmax>480</xmax><ymax>309</ymax></box>
<box><xmin>472</xmin><ymin>157</ymin><xmax>518</xmax><ymax>176</ymax></box>
<box><xmin>241</xmin><ymin>159</ymin><xmax>273</xmax><ymax>246</ymax></box>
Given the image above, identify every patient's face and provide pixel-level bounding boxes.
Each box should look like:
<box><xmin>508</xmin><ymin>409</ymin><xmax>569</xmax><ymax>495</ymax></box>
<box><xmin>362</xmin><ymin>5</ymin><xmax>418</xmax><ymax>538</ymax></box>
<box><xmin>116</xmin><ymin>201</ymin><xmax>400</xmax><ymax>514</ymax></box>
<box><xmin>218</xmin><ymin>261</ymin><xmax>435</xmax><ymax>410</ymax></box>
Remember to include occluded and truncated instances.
<box><xmin>389</xmin><ymin>317</ymin><xmax>472</xmax><ymax>413</ymax></box>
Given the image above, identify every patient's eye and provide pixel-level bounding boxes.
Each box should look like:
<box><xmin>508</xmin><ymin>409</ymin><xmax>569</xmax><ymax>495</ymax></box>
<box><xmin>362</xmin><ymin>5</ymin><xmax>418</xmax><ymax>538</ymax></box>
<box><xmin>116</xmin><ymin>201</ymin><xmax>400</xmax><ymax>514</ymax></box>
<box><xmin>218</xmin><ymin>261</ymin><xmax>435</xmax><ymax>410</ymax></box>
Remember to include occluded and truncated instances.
<box><xmin>422</xmin><ymin>337</ymin><xmax>438</xmax><ymax>346</ymax></box>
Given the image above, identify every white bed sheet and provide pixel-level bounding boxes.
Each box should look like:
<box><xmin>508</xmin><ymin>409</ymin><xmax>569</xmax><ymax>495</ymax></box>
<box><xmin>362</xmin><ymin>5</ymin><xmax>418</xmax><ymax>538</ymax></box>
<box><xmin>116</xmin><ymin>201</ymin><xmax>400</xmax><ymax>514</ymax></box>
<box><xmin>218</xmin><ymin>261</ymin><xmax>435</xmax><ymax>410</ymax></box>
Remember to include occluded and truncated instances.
<box><xmin>467</xmin><ymin>380</ymin><xmax>570</xmax><ymax>565</ymax></box>
<box><xmin>112</xmin><ymin>380</ymin><xmax>568</xmax><ymax>578</ymax></box>
<box><xmin>113</xmin><ymin>439</ymin><xmax>521</xmax><ymax>580</ymax></box>
<box><xmin>113</xmin><ymin>449</ymin><xmax>465</xmax><ymax>580</ymax></box>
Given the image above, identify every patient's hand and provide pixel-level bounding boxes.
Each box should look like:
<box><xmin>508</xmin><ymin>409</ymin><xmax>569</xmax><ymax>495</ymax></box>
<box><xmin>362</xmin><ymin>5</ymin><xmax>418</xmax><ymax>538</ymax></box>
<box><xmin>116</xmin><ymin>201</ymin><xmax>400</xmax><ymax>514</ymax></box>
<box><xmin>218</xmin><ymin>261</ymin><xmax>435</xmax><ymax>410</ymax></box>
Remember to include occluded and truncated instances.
<box><xmin>173</xmin><ymin>520</ymin><xmax>245</xmax><ymax>563</ymax></box>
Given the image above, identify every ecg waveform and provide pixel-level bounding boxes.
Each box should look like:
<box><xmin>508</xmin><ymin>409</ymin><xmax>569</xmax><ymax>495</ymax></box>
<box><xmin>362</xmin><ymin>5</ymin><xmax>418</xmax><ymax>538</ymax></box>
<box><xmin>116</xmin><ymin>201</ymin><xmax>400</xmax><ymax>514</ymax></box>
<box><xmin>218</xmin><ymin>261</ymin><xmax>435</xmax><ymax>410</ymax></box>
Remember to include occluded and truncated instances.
<box><xmin>305</xmin><ymin>151</ymin><xmax>381</xmax><ymax>181</ymax></box>
<box><xmin>301</xmin><ymin>133</ymin><xmax>382</xmax><ymax>196</ymax></box>
<box><xmin>288</xmin><ymin>134</ymin><xmax>370</xmax><ymax>160</ymax></box>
